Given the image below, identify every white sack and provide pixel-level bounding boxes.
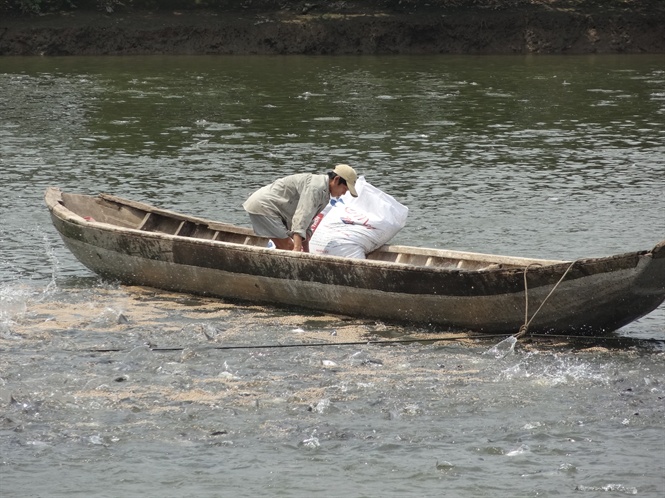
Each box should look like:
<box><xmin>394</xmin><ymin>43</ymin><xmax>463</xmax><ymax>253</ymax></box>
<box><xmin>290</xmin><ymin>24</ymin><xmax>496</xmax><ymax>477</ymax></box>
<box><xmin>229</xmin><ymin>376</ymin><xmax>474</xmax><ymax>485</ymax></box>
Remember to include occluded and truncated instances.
<box><xmin>309</xmin><ymin>176</ymin><xmax>408</xmax><ymax>259</ymax></box>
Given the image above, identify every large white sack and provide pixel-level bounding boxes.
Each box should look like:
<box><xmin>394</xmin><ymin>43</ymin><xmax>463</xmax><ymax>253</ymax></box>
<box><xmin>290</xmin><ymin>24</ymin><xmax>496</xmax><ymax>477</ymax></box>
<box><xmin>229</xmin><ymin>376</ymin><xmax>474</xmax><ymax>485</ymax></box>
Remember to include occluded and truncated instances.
<box><xmin>309</xmin><ymin>177</ymin><xmax>408</xmax><ymax>259</ymax></box>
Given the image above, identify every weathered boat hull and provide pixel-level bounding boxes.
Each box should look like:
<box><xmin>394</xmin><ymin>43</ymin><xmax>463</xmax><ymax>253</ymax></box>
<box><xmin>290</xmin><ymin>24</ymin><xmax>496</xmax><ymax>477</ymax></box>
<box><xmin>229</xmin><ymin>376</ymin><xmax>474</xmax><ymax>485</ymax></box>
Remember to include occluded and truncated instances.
<box><xmin>45</xmin><ymin>188</ymin><xmax>665</xmax><ymax>335</ymax></box>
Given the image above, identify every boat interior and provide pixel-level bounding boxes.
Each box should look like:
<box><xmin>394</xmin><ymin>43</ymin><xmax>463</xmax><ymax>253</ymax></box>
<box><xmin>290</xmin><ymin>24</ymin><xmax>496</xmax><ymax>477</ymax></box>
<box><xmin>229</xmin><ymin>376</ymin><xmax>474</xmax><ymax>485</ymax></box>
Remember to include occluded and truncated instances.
<box><xmin>57</xmin><ymin>191</ymin><xmax>562</xmax><ymax>271</ymax></box>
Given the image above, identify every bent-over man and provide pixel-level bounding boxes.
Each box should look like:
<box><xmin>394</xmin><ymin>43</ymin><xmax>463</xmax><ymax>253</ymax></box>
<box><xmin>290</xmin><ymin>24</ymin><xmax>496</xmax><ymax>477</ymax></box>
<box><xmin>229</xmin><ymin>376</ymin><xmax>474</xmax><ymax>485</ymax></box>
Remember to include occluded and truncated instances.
<box><xmin>243</xmin><ymin>164</ymin><xmax>358</xmax><ymax>252</ymax></box>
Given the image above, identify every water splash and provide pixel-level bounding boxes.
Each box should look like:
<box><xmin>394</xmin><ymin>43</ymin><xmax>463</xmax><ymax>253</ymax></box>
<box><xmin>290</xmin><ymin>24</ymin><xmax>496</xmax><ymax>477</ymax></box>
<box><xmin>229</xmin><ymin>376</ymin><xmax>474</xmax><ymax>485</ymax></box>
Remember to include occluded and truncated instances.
<box><xmin>498</xmin><ymin>352</ymin><xmax>610</xmax><ymax>386</ymax></box>
<box><xmin>575</xmin><ymin>483</ymin><xmax>637</xmax><ymax>494</ymax></box>
<box><xmin>0</xmin><ymin>285</ymin><xmax>28</xmax><ymax>320</ymax></box>
<box><xmin>41</xmin><ymin>232</ymin><xmax>60</xmax><ymax>297</ymax></box>
<box><xmin>0</xmin><ymin>232</ymin><xmax>63</xmax><ymax>337</ymax></box>
<box><xmin>91</xmin><ymin>306</ymin><xmax>128</xmax><ymax>327</ymax></box>
<box><xmin>486</xmin><ymin>335</ymin><xmax>517</xmax><ymax>358</ymax></box>
<box><xmin>0</xmin><ymin>283</ymin><xmax>32</xmax><ymax>337</ymax></box>
<box><xmin>505</xmin><ymin>443</ymin><xmax>530</xmax><ymax>456</ymax></box>
<box><xmin>313</xmin><ymin>398</ymin><xmax>331</xmax><ymax>414</ymax></box>
<box><xmin>300</xmin><ymin>430</ymin><xmax>320</xmax><ymax>449</ymax></box>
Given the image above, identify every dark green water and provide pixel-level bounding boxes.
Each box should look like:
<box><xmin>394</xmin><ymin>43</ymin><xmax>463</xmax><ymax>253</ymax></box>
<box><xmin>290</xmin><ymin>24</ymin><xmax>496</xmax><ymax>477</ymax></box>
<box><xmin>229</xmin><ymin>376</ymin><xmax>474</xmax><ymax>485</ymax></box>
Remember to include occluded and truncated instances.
<box><xmin>1</xmin><ymin>55</ymin><xmax>664</xmax><ymax>497</ymax></box>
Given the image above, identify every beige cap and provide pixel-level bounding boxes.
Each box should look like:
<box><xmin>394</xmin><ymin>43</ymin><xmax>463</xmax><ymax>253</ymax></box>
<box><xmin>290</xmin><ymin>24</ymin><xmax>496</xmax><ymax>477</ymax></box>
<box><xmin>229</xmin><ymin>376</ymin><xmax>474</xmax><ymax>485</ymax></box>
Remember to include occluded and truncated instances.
<box><xmin>333</xmin><ymin>164</ymin><xmax>358</xmax><ymax>197</ymax></box>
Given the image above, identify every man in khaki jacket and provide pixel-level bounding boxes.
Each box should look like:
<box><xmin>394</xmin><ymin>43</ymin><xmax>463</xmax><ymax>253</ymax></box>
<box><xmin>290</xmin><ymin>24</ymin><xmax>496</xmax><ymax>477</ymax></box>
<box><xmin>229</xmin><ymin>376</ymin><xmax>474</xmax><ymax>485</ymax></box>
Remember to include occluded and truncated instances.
<box><xmin>243</xmin><ymin>164</ymin><xmax>358</xmax><ymax>252</ymax></box>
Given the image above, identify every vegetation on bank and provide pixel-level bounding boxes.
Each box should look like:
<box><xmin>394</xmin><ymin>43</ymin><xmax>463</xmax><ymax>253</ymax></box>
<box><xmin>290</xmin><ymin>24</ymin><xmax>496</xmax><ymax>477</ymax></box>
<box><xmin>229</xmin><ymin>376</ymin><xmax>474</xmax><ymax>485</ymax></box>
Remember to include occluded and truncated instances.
<box><xmin>0</xmin><ymin>0</ymin><xmax>651</xmax><ymax>15</ymax></box>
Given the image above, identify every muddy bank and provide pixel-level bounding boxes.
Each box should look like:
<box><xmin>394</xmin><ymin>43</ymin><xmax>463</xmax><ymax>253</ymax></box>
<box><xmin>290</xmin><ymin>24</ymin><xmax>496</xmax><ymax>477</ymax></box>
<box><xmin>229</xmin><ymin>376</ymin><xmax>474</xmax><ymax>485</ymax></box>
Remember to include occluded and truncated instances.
<box><xmin>1</xmin><ymin>2</ymin><xmax>664</xmax><ymax>56</ymax></box>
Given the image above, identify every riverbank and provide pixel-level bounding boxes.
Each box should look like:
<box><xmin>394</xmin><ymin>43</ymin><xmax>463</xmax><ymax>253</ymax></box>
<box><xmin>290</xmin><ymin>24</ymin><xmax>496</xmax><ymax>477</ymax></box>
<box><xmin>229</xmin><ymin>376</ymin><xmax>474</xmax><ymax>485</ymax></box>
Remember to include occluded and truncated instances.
<box><xmin>1</xmin><ymin>1</ymin><xmax>664</xmax><ymax>56</ymax></box>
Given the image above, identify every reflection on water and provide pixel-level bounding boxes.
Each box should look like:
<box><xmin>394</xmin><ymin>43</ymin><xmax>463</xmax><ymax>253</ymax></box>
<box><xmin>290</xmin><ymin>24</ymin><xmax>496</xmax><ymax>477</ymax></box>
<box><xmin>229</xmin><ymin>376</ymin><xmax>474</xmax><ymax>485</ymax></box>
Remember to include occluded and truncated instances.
<box><xmin>0</xmin><ymin>54</ymin><xmax>664</xmax><ymax>497</ymax></box>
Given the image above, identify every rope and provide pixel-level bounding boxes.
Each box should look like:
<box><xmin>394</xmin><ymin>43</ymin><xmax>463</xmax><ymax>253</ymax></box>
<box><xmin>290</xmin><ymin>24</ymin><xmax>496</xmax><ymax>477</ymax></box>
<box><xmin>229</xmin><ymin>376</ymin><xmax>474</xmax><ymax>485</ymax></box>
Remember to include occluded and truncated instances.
<box><xmin>515</xmin><ymin>260</ymin><xmax>577</xmax><ymax>339</ymax></box>
<box><xmin>4</xmin><ymin>331</ymin><xmax>658</xmax><ymax>355</ymax></box>
<box><xmin>86</xmin><ymin>334</ymin><xmax>511</xmax><ymax>353</ymax></box>
<box><xmin>2</xmin><ymin>332</ymin><xmax>661</xmax><ymax>356</ymax></box>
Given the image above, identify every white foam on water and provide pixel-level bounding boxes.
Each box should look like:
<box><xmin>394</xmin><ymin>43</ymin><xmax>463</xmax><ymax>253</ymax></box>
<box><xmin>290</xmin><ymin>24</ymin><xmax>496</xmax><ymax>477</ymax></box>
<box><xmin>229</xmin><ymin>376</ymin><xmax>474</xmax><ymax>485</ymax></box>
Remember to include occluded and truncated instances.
<box><xmin>497</xmin><ymin>352</ymin><xmax>610</xmax><ymax>387</ymax></box>
<box><xmin>575</xmin><ymin>483</ymin><xmax>638</xmax><ymax>494</ymax></box>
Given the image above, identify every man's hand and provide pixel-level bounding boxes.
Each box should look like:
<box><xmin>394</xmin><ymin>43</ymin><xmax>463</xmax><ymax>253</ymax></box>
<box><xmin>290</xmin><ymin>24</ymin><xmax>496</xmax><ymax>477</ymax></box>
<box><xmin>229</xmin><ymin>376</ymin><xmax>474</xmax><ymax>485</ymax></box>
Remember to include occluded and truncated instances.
<box><xmin>292</xmin><ymin>233</ymin><xmax>305</xmax><ymax>252</ymax></box>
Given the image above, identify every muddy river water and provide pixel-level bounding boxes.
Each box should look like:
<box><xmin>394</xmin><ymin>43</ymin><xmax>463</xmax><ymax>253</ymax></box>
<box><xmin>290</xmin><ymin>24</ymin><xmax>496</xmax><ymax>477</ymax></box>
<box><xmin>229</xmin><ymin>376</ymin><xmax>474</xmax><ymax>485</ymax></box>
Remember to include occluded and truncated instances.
<box><xmin>1</xmin><ymin>54</ymin><xmax>664</xmax><ymax>497</ymax></box>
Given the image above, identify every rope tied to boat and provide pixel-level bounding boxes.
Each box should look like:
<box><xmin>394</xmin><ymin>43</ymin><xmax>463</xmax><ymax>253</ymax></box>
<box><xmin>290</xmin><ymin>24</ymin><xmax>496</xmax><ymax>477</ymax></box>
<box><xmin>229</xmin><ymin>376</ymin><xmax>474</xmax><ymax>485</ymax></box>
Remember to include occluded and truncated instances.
<box><xmin>515</xmin><ymin>260</ymin><xmax>577</xmax><ymax>339</ymax></box>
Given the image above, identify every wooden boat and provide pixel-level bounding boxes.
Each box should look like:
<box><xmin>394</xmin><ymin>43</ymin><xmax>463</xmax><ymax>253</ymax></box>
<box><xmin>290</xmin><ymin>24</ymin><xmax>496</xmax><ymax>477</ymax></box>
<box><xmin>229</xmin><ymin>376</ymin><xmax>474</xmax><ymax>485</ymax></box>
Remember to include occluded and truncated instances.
<box><xmin>44</xmin><ymin>187</ymin><xmax>665</xmax><ymax>335</ymax></box>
